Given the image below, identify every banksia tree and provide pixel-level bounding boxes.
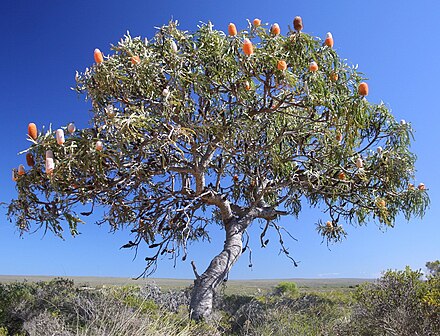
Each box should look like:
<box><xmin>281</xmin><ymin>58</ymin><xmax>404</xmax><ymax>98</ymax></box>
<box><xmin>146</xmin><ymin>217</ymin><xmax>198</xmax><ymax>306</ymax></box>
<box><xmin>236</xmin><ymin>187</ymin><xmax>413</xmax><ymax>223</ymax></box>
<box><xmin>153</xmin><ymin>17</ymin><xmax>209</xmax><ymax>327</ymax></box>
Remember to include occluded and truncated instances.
<box><xmin>8</xmin><ymin>19</ymin><xmax>429</xmax><ymax>320</ymax></box>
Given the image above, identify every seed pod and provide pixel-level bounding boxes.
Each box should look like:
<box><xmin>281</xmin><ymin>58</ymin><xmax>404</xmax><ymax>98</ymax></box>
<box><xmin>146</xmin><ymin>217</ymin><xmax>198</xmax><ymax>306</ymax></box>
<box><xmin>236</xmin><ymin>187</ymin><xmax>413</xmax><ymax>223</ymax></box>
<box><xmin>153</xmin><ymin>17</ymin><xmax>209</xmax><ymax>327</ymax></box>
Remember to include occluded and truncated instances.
<box><xmin>12</xmin><ymin>169</ymin><xmax>18</xmax><ymax>182</ymax></box>
<box><xmin>26</xmin><ymin>153</ymin><xmax>35</xmax><ymax>167</ymax></box>
<box><xmin>335</xmin><ymin>132</ymin><xmax>342</xmax><ymax>142</ymax></box>
<box><xmin>28</xmin><ymin>123</ymin><xmax>38</xmax><ymax>140</ymax></box>
<box><xmin>253</xmin><ymin>18</ymin><xmax>261</xmax><ymax>27</ymax></box>
<box><xmin>325</xmin><ymin>32</ymin><xmax>334</xmax><ymax>48</ymax></box>
<box><xmin>56</xmin><ymin>129</ymin><xmax>65</xmax><ymax>145</ymax></box>
<box><xmin>356</xmin><ymin>158</ymin><xmax>363</xmax><ymax>168</ymax></box>
<box><xmin>358</xmin><ymin>82</ymin><xmax>369</xmax><ymax>96</ymax></box>
<box><xmin>18</xmin><ymin>164</ymin><xmax>26</xmax><ymax>176</ymax></box>
<box><xmin>96</xmin><ymin>141</ymin><xmax>103</xmax><ymax>151</ymax></box>
<box><xmin>243</xmin><ymin>38</ymin><xmax>254</xmax><ymax>56</ymax></box>
<box><xmin>228</xmin><ymin>23</ymin><xmax>237</xmax><ymax>36</ymax></box>
<box><xmin>271</xmin><ymin>23</ymin><xmax>280</xmax><ymax>35</ymax></box>
<box><xmin>67</xmin><ymin>123</ymin><xmax>76</xmax><ymax>134</ymax></box>
<box><xmin>277</xmin><ymin>60</ymin><xmax>287</xmax><ymax>71</ymax></box>
<box><xmin>94</xmin><ymin>48</ymin><xmax>104</xmax><ymax>64</ymax></box>
<box><xmin>45</xmin><ymin>157</ymin><xmax>54</xmax><ymax>174</ymax></box>
<box><xmin>293</xmin><ymin>16</ymin><xmax>303</xmax><ymax>31</ymax></box>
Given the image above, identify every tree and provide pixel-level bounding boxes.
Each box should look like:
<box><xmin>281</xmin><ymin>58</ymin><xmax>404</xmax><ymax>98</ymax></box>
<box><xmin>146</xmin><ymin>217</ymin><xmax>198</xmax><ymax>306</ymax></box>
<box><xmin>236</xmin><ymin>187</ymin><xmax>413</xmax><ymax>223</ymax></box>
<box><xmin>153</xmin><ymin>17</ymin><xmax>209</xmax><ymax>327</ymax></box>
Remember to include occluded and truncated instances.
<box><xmin>8</xmin><ymin>19</ymin><xmax>429</xmax><ymax>320</ymax></box>
<box><xmin>426</xmin><ymin>260</ymin><xmax>440</xmax><ymax>277</ymax></box>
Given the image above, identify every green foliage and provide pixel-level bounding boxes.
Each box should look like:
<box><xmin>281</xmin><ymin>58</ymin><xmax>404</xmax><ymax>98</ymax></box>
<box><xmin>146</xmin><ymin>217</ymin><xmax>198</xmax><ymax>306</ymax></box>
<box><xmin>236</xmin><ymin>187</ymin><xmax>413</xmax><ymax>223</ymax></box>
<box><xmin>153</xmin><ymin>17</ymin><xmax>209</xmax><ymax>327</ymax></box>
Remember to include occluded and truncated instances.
<box><xmin>426</xmin><ymin>260</ymin><xmax>440</xmax><ymax>277</ymax></box>
<box><xmin>8</xmin><ymin>19</ymin><xmax>429</xmax><ymax>272</ymax></box>
<box><xmin>346</xmin><ymin>266</ymin><xmax>440</xmax><ymax>335</ymax></box>
<box><xmin>109</xmin><ymin>285</ymin><xmax>158</xmax><ymax>313</ymax></box>
<box><xmin>274</xmin><ymin>281</ymin><xmax>299</xmax><ymax>297</ymax></box>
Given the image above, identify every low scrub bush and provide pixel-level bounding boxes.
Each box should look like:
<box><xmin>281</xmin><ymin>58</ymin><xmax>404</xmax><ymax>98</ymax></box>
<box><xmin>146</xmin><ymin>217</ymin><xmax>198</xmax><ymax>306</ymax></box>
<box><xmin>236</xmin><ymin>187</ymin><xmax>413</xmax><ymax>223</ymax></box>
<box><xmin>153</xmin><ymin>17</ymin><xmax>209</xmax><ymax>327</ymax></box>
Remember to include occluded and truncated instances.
<box><xmin>343</xmin><ymin>266</ymin><xmax>440</xmax><ymax>335</ymax></box>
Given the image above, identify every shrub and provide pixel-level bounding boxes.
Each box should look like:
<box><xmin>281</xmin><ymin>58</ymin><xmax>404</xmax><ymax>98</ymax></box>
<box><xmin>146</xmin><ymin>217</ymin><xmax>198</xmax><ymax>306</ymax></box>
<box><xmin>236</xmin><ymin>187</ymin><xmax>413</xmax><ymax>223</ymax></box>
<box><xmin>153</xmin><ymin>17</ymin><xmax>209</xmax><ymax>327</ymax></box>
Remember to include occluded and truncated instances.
<box><xmin>274</xmin><ymin>281</ymin><xmax>299</xmax><ymax>297</ymax></box>
<box><xmin>345</xmin><ymin>266</ymin><xmax>440</xmax><ymax>335</ymax></box>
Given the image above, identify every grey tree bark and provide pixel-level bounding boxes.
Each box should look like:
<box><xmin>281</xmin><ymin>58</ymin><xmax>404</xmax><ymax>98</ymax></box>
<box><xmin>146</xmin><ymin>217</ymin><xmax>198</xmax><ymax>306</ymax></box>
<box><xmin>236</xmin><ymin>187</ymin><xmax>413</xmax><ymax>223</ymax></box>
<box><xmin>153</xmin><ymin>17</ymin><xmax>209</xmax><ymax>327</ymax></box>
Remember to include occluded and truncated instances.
<box><xmin>189</xmin><ymin>216</ymin><xmax>248</xmax><ymax>320</ymax></box>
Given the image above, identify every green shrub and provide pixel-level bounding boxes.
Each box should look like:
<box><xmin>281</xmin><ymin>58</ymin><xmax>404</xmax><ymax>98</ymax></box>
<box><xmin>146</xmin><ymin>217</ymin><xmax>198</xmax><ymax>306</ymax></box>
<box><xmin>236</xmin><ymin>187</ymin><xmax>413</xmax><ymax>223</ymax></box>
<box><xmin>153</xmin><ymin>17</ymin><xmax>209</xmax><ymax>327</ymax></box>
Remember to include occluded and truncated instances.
<box><xmin>345</xmin><ymin>266</ymin><xmax>440</xmax><ymax>335</ymax></box>
<box><xmin>274</xmin><ymin>281</ymin><xmax>299</xmax><ymax>297</ymax></box>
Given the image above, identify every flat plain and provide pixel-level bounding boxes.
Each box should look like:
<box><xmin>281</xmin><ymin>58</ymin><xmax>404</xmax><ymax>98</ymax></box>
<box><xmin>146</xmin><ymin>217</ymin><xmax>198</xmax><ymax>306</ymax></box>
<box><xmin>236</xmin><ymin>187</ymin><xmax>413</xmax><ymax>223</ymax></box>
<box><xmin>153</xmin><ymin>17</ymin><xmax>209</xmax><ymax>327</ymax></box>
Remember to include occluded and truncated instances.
<box><xmin>0</xmin><ymin>275</ymin><xmax>372</xmax><ymax>295</ymax></box>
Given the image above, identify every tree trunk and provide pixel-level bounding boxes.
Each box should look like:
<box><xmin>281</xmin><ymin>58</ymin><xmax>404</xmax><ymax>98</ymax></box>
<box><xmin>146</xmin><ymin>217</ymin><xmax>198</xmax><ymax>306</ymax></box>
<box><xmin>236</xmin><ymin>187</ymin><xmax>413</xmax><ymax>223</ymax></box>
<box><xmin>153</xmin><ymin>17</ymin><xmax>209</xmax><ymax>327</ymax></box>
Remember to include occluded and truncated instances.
<box><xmin>190</xmin><ymin>217</ymin><xmax>245</xmax><ymax>320</ymax></box>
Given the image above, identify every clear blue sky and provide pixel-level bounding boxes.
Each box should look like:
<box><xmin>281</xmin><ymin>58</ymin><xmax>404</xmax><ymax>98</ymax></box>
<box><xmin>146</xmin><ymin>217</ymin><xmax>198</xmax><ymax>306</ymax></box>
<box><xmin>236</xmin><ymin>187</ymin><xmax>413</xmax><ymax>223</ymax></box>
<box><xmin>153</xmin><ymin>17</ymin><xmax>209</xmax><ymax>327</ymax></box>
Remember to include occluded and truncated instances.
<box><xmin>1</xmin><ymin>0</ymin><xmax>439</xmax><ymax>280</ymax></box>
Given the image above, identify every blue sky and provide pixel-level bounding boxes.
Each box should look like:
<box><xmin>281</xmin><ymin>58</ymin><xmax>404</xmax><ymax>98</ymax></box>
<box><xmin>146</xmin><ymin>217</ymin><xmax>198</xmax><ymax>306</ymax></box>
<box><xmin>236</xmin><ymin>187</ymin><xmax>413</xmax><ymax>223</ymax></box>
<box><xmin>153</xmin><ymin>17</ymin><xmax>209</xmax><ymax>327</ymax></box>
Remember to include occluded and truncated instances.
<box><xmin>1</xmin><ymin>0</ymin><xmax>439</xmax><ymax>280</ymax></box>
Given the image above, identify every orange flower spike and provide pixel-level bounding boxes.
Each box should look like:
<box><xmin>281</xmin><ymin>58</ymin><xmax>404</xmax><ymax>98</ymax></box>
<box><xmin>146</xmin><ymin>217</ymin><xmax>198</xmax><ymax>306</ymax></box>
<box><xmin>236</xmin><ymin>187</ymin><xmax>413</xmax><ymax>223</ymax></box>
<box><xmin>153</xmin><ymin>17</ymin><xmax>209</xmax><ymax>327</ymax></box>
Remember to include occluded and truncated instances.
<box><xmin>28</xmin><ymin>123</ymin><xmax>38</xmax><ymax>140</ymax></box>
<box><xmin>18</xmin><ymin>164</ymin><xmax>26</xmax><ymax>176</ymax></box>
<box><xmin>228</xmin><ymin>23</ymin><xmax>237</xmax><ymax>36</ymax></box>
<box><xmin>271</xmin><ymin>23</ymin><xmax>280</xmax><ymax>36</ymax></box>
<box><xmin>253</xmin><ymin>18</ymin><xmax>261</xmax><ymax>27</ymax></box>
<box><xmin>309</xmin><ymin>61</ymin><xmax>318</xmax><ymax>72</ymax></box>
<box><xmin>131</xmin><ymin>55</ymin><xmax>141</xmax><ymax>65</ymax></box>
<box><xmin>325</xmin><ymin>32</ymin><xmax>334</xmax><ymax>48</ymax></box>
<box><xmin>245</xmin><ymin>81</ymin><xmax>251</xmax><ymax>91</ymax></box>
<box><xmin>358</xmin><ymin>82</ymin><xmax>369</xmax><ymax>96</ymax></box>
<box><xmin>94</xmin><ymin>48</ymin><xmax>104</xmax><ymax>64</ymax></box>
<box><xmin>326</xmin><ymin>221</ymin><xmax>333</xmax><ymax>228</ymax></box>
<box><xmin>330</xmin><ymin>72</ymin><xmax>338</xmax><ymax>82</ymax></box>
<box><xmin>56</xmin><ymin>129</ymin><xmax>65</xmax><ymax>145</ymax></box>
<box><xmin>243</xmin><ymin>38</ymin><xmax>254</xmax><ymax>56</ymax></box>
<box><xmin>293</xmin><ymin>16</ymin><xmax>303</xmax><ymax>32</ymax></box>
<box><xmin>338</xmin><ymin>172</ymin><xmax>346</xmax><ymax>180</ymax></box>
<box><xmin>277</xmin><ymin>60</ymin><xmax>287</xmax><ymax>71</ymax></box>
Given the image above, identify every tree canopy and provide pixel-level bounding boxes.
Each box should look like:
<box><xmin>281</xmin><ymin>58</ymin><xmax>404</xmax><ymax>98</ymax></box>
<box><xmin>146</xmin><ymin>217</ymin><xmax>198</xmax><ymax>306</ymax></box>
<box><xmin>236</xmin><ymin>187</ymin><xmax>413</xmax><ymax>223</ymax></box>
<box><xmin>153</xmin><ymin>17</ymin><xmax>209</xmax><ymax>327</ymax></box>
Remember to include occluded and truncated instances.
<box><xmin>9</xmin><ymin>19</ymin><xmax>429</xmax><ymax>275</ymax></box>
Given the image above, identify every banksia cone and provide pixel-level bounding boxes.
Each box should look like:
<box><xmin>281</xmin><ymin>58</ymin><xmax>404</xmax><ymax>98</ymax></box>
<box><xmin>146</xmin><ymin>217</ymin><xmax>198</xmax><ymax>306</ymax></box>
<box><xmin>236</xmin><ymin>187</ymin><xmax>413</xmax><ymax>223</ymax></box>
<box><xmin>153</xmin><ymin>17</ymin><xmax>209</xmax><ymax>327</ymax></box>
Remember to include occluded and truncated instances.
<box><xmin>326</xmin><ymin>221</ymin><xmax>333</xmax><ymax>228</ymax></box>
<box><xmin>277</xmin><ymin>60</ymin><xmax>287</xmax><ymax>71</ymax></box>
<box><xmin>271</xmin><ymin>23</ymin><xmax>280</xmax><ymax>35</ymax></box>
<box><xmin>358</xmin><ymin>82</ymin><xmax>369</xmax><ymax>96</ymax></box>
<box><xmin>418</xmin><ymin>183</ymin><xmax>426</xmax><ymax>190</ymax></box>
<box><xmin>131</xmin><ymin>55</ymin><xmax>140</xmax><ymax>65</ymax></box>
<box><xmin>170</xmin><ymin>40</ymin><xmax>178</xmax><ymax>53</ymax></box>
<box><xmin>94</xmin><ymin>48</ymin><xmax>103</xmax><ymax>64</ymax></box>
<box><xmin>228</xmin><ymin>23</ymin><xmax>237</xmax><ymax>36</ymax></box>
<box><xmin>325</xmin><ymin>32</ymin><xmax>334</xmax><ymax>48</ymax></box>
<box><xmin>56</xmin><ymin>129</ymin><xmax>65</xmax><ymax>145</ymax></box>
<box><xmin>96</xmin><ymin>140</ymin><xmax>103</xmax><ymax>151</ymax></box>
<box><xmin>28</xmin><ymin>123</ymin><xmax>38</xmax><ymax>140</ymax></box>
<box><xmin>309</xmin><ymin>61</ymin><xmax>318</xmax><ymax>72</ymax></box>
<box><xmin>26</xmin><ymin>153</ymin><xmax>35</xmax><ymax>167</ymax></box>
<box><xmin>243</xmin><ymin>38</ymin><xmax>254</xmax><ymax>56</ymax></box>
<box><xmin>18</xmin><ymin>164</ymin><xmax>26</xmax><ymax>176</ymax></box>
<box><xmin>46</xmin><ymin>150</ymin><xmax>53</xmax><ymax>159</ymax></box>
<box><xmin>293</xmin><ymin>16</ymin><xmax>303</xmax><ymax>31</ymax></box>
<box><xmin>330</xmin><ymin>72</ymin><xmax>338</xmax><ymax>82</ymax></box>
<box><xmin>45</xmin><ymin>158</ymin><xmax>54</xmax><ymax>175</ymax></box>
<box><xmin>67</xmin><ymin>123</ymin><xmax>76</xmax><ymax>134</ymax></box>
<box><xmin>253</xmin><ymin>18</ymin><xmax>261</xmax><ymax>27</ymax></box>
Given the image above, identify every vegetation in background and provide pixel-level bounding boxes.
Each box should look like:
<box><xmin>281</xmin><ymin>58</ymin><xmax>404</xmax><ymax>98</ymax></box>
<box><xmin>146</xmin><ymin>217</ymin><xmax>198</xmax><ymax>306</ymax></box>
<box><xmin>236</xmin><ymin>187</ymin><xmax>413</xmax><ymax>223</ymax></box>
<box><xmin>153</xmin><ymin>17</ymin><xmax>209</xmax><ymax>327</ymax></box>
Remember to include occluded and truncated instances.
<box><xmin>1</xmin><ymin>263</ymin><xmax>438</xmax><ymax>335</ymax></box>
